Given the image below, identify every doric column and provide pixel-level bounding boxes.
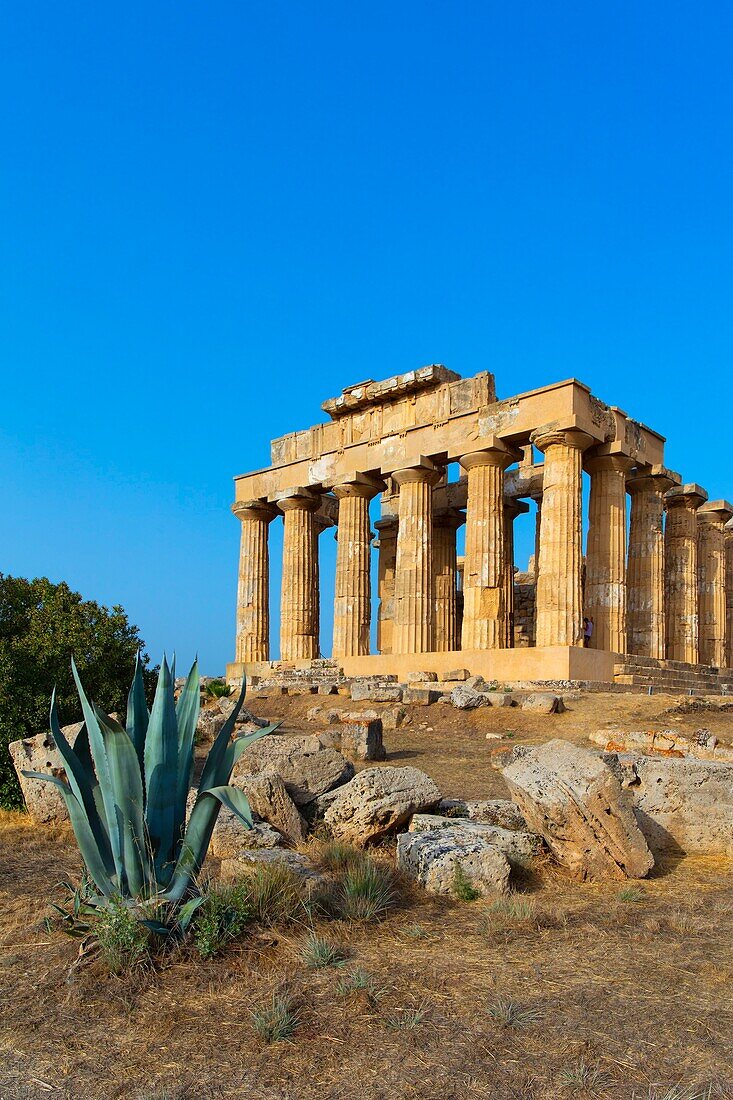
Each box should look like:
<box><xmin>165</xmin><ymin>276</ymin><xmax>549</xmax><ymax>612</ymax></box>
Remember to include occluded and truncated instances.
<box><xmin>626</xmin><ymin>467</ymin><xmax>679</xmax><ymax>658</ymax></box>
<box><xmin>332</xmin><ymin>476</ymin><xmax>384</xmax><ymax>659</ymax></box>
<box><xmin>460</xmin><ymin>445</ymin><xmax>518</xmax><ymax>650</ymax></box>
<box><xmin>697</xmin><ymin>501</ymin><xmax>733</xmax><ymax>667</ymax></box>
<box><xmin>664</xmin><ymin>484</ymin><xmax>707</xmax><ymax>664</ymax></box>
<box><xmin>232</xmin><ymin>500</ymin><xmax>277</xmax><ymax>663</ymax></box>
<box><xmin>392</xmin><ymin>464</ymin><xmax>442</xmax><ymax>654</ymax></box>
<box><xmin>504</xmin><ymin>499</ymin><xmax>529</xmax><ymax>648</ymax></box>
<box><xmin>584</xmin><ymin>453</ymin><xmax>635</xmax><ymax>653</ymax></box>
<box><xmin>375</xmin><ymin>518</ymin><xmax>397</xmax><ymax>655</ymax></box>
<box><xmin>530</xmin><ymin>428</ymin><xmax>594</xmax><ymax>647</ymax></box>
<box><xmin>726</xmin><ymin>519</ymin><xmax>733</xmax><ymax>669</ymax></box>
<box><xmin>456</xmin><ymin>556</ymin><xmax>465</xmax><ymax>643</ymax></box>
<box><xmin>278</xmin><ymin>490</ymin><xmax>321</xmax><ymax>661</ymax></box>
<box><xmin>432</xmin><ymin>509</ymin><xmax>464</xmax><ymax>652</ymax></box>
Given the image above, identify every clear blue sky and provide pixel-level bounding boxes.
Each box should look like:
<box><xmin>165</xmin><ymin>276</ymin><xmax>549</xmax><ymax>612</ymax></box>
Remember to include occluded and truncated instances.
<box><xmin>2</xmin><ymin>2</ymin><xmax>732</xmax><ymax>673</ymax></box>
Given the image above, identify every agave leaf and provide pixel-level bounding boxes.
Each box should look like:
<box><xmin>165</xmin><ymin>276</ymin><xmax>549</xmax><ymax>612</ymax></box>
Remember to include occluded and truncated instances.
<box><xmin>126</xmin><ymin>652</ymin><xmax>149</xmax><ymax>778</ymax></box>
<box><xmin>227</xmin><ymin>722</ymin><xmax>281</xmax><ymax>773</ymax></box>
<box><xmin>178</xmin><ymin>894</ymin><xmax>205</xmax><ymax>932</ymax></box>
<box><xmin>144</xmin><ymin>658</ymin><xmax>180</xmax><ymax>882</ymax></box>
<box><xmin>162</xmin><ymin>784</ymin><xmax>252</xmax><ymax>904</ymax></box>
<box><xmin>21</xmin><ymin>772</ymin><xmax>114</xmax><ymax>897</ymax></box>
<box><xmin>94</xmin><ymin>706</ymin><xmax>152</xmax><ymax>898</ymax></box>
<box><xmin>197</xmin><ymin>678</ymin><xmax>255</xmax><ymax>795</ymax></box>
<box><xmin>71</xmin><ymin>660</ymin><xmax>124</xmax><ymax>884</ymax></box>
<box><xmin>140</xmin><ymin>918</ymin><xmax>172</xmax><ymax>937</ymax></box>
<box><xmin>49</xmin><ymin>694</ymin><xmax>116</xmax><ymax>881</ymax></box>
<box><xmin>73</xmin><ymin>724</ymin><xmax>113</xmax><ymax>860</ymax></box>
<box><xmin>174</xmin><ymin>659</ymin><xmax>201</xmax><ymax>834</ymax></box>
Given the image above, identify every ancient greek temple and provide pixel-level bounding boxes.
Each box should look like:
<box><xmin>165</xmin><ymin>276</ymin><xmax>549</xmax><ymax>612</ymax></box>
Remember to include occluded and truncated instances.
<box><xmin>228</xmin><ymin>366</ymin><xmax>733</xmax><ymax>686</ymax></box>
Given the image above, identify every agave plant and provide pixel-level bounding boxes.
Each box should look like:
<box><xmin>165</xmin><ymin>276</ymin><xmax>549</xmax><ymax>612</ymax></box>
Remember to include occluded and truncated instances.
<box><xmin>23</xmin><ymin>656</ymin><xmax>276</xmax><ymax>932</ymax></box>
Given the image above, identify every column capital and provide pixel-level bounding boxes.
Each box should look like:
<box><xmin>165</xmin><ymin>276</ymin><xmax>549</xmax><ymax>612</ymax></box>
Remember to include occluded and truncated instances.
<box><xmin>231</xmin><ymin>499</ymin><xmax>278</xmax><ymax>523</ymax></box>
<box><xmin>276</xmin><ymin>489</ymin><xmax>322</xmax><ymax>514</ymax></box>
<box><xmin>433</xmin><ymin>507</ymin><xmax>466</xmax><ymax>530</ymax></box>
<box><xmin>332</xmin><ymin>474</ymin><xmax>386</xmax><ymax>500</ymax></box>
<box><xmin>725</xmin><ymin>517</ymin><xmax>733</xmax><ymax>537</ymax></box>
<box><xmin>664</xmin><ymin>483</ymin><xmax>708</xmax><ymax>511</ymax></box>
<box><xmin>697</xmin><ymin>500</ymin><xmax>733</xmax><ymax>528</ymax></box>
<box><xmin>584</xmin><ymin>453</ymin><xmax>635</xmax><ymax>476</ymax></box>
<box><xmin>627</xmin><ymin>465</ymin><xmax>681</xmax><ymax>496</ymax></box>
<box><xmin>392</xmin><ymin>464</ymin><xmax>443</xmax><ymax>488</ymax></box>
<box><xmin>529</xmin><ymin>426</ymin><xmax>596</xmax><ymax>454</ymax></box>
<box><xmin>459</xmin><ymin>442</ymin><xmax>521</xmax><ymax>472</ymax></box>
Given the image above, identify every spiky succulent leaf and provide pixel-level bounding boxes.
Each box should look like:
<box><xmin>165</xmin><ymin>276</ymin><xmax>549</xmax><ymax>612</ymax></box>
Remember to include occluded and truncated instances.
<box><xmin>126</xmin><ymin>652</ymin><xmax>149</xmax><ymax>778</ymax></box>
<box><xmin>163</xmin><ymin>785</ymin><xmax>254</xmax><ymax>904</ymax></box>
<box><xmin>178</xmin><ymin>895</ymin><xmax>205</xmax><ymax>932</ymax></box>
<box><xmin>21</xmin><ymin>772</ymin><xmax>114</xmax><ymax>897</ymax></box>
<box><xmin>144</xmin><ymin>657</ymin><xmax>179</xmax><ymax>881</ymax></box>
<box><xmin>71</xmin><ymin>659</ymin><xmax>124</xmax><ymax>884</ymax></box>
<box><xmin>174</xmin><ymin>659</ymin><xmax>200</xmax><ymax>833</ymax></box>
<box><xmin>94</xmin><ymin>706</ymin><xmax>152</xmax><ymax>898</ymax></box>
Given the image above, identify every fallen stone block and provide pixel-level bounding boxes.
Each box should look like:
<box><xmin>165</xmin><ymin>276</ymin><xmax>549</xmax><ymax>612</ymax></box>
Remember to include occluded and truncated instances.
<box><xmin>9</xmin><ymin>724</ymin><xmax>83</xmax><ymax>824</ymax></box>
<box><xmin>602</xmin><ymin>751</ymin><xmax>733</xmax><ymax>857</ymax></box>
<box><xmin>220</xmin><ymin>848</ymin><xmax>323</xmax><ymax>884</ymax></box>
<box><xmin>450</xmin><ymin>685</ymin><xmax>486</xmax><ymax>710</ymax></box>
<box><xmin>437</xmin><ymin>798</ymin><xmax>527</xmax><ymax>831</ymax></box>
<box><xmin>324</xmin><ymin>765</ymin><xmax>442</xmax><ymax>846</ymax></box>
<box><xmin>408</xmin><ymin>815</ymin><xmax>541</xmax><ymax>868</ymax></box>
<box><xmin>230</xmin><ymin>771</ymin><xmax>307</xmax><ymax>845</ymax></box>
<box><xmin>406</xmin><ymin>671</ymin><xmax>438</xmax><ymax>683</ymax></box>
<box><xmin>211</xmin><ymin>813</ymin><xmax>285</xmax><ymax>858</ymax></box>
<box><xmin>443</xmin><ymin>669</ymin><xmax>470</xmax><ymax>682</ymax></box>
<box><xmin>403</xmin><ymin>687</ymin><xmax>441</xmax><ymax>705</ymax></box>
<box><xmin>234</xmin><ymin>735</ymin><xmax>354</xmax><ymax>807</ymax></box>
<box><xmin>381</xmin><ymin>705</ymin><xmax>410</xmax><ymax>730</ymax></box>
<box><xmin>520</xmin><ymin>692</ymin><xmax>564</xmax><ymax>714</ymax></box>
<box><xmin>590</xmin><ymin>728</ymin><xmax>733</xmax><ymax>763</ymax></box>
<box><xmin>465</xmin><ymin>675</ymin><xmax>487</xmax><ymax>692</ymax></box>
<box><xmin>396</xmin><ymin>829</ymin><xmax>511</xmax><ymax>896</ymax></box>
<box><xmin>483</xmin><ymin>692</ymin><xmax>515</xmax><ymax>708</ymax></box>
<box><xmin>350</xmin><ymin>680</ymin><xmax>404</xmax><ymax>703</ymax></box>
<box><xmin>338</xmin><ymin>717</ymin><xmax>386</xmax><ymax>762</ymax></box>
<box><xmin>501</xmin><ymin>739</ymin><xmax>654</xmax><ymax>881</ymax></box>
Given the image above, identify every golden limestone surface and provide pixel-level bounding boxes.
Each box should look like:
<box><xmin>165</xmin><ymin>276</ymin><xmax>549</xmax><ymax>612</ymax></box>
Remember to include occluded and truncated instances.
<box><xmin>228</xmin><ymin>364</ymin><xmax>732</xmax><ymax>681</ymax></box>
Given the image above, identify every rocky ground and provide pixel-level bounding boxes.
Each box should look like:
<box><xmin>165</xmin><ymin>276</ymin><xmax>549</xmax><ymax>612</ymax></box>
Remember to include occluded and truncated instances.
<box><xmin>2</xmin><ymin>689</ymin><xmax>733</xmax><ymax>1099</ymax></box>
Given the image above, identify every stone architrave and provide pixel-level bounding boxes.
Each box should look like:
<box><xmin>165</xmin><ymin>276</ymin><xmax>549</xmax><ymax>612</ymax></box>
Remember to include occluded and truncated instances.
<box><xmin>332</xmin><ymin>476</ymin><xmax>385</xmax><ymax>659</ymax></box>
<box><xmin>392</xmin><ymin>464</ymin><xmax>443</xmax><ymax>655</ymax></box>
<box><xmin>626</xmin><ymin>467</ymin><xmax>680</xmax><ymax>659</ymax></box>
<box><xmin>432</xmin><ymin>508</ymin><xmax>464</xmax><ymax>652</ymax></box>
<box><xmin>460</xmin><ymin>445</ymin><xmax>519</xmax><ymax>651</ymax></box>
<box><xmin>664</xmin><ymin>484</ymin><xmax>707</xmax><ymax>664</ymax></box>
<box><xmin>232</xmin><ymin>500</ymin><xmax>277</xmax><ymax>664</ymax></box>
<box><xmin>277</xmin><ymin>490</ymin><xmax>321</xmax><ymax>661</ymax></box>
<box><xmin>726</xmin><ymin>519</ymin><xmax>733</xmax><ymax>669</ymax></box>
<box><xmin>530</xmin><ymin>428</ymin><xmax>594</xmax><ymax>647</ymax></box>
<box><xmin>697</xmin><ymin>501</ymin><xmax>733</xmax><ymax>667</ymax></box>
<box><xmin>584</xmin><ymin>453</ymin><xmax>635</xmax><ymax>654</ymax></box>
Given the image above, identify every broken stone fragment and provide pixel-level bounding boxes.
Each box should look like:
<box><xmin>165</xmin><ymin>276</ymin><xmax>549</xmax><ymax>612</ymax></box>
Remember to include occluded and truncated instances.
<box><xmin>437</xmin><ymin>798</ymin><xmax>527</xmax><ymax>831</ymax></box>
<box><xmin>520</xmin><ymin>692</ymin><xmax>564</xmax><ymax>714</ymax></box>
<box><xmin>450</xmin><ymin>685</ymin><xmax>486</xmax><ymax>710</ymax></box>
<box><xmin>324</xmin><ymin>765</ymin><xmax>442</xmax><ymax>846</ymax></box>
<box><xmin>408</xmin><ymin>815</ymin><xmax>542</xmax><ymax>868</ymax></box>
<box><xmin>396</xmin><ymin>828</ymin><xmax>511</xmax><ymax>896</ymax></box>
<box><xmin>338</xmin><ymin>717</ymin><xmax>386</xmax><ymax>762</ymax></box>
<box><xmin>233</xmin><ymin>735</ymin><xmax>354</xmax><ymax>806</ymax></box>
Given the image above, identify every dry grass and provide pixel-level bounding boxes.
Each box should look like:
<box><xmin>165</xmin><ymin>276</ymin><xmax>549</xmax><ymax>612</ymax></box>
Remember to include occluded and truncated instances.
<box><xmin>3</xmin><ymin>690</ymin><xmax>733</xmax><ymax>1098</ymax></box>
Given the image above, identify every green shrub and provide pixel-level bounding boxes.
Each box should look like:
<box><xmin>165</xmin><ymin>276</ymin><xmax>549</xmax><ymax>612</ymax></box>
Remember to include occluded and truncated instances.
<box><xmin>205</xmin><ymin>679</ymin><xmax>232</xmax><ymax>699</ymax></box>
<box><xmin>95</xmin><ymin>899</ymin><xmax>152</xmax><ymax>974</ymax></box>
<box><xmin>336</xmin><ymin>968</ymin><xmax>381</xmax><ymax>998</ymax></box>
<box><xmin>453</xmin><ymin>865</ymin><xmax>481</xmax><ymax>902</ymax></box>
<box><xmin>194</xmin><ymin>882</ymin><xmax>254</xmax><ymax>959</ymax></box>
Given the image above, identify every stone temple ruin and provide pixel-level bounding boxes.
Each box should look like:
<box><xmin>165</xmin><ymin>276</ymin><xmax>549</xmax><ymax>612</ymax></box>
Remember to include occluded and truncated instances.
<box><xmin>228</xmin><ymin>365</ymin><xmax>733</xmax><ymax>692</ymax></box>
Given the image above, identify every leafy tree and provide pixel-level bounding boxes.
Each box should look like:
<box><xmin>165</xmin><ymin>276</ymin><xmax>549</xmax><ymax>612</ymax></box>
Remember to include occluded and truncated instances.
<box><xmin>0</xmin><ymin>575</ymin><xmax>154</xmax><ymax>809</ymax></box>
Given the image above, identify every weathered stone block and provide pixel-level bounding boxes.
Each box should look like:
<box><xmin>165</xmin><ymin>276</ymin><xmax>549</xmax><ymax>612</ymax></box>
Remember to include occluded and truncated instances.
<box><xmin>234</xmin><ymin>735</ymin><xmax>354</xmax><ymax>806</ymax></box>
<box><xmin>338</xmin><ymin>718</ymin><xmax>386</xmax><ymax>762</ymax></box>
<box><xmin>520</xmin><ymin>692</ymin><xmax>564</xmax><ymax>714</ymax></box>
<box><xmin>483</xmin><ymin>692</ymin><xmax>515</xmax><ymax>707</ymax></box>
<box><xmin>406</xmin><ymin>671</ymin><xmax>438</xmax><ymax>683</ymax></box>
<box><xmin>444</xmin><ymin>669</ymin><xmax>470</xmax><ymax>681</ymax></box>
<box><xmin>437</xmin><ymin>798</ymin><xmax>527</xmax><ymax>830</ymax></box>
<box><xmin>350</xmin><ymin>680</ymin><xmax>404</xmax><ymax>703</ymax></box>
<box><xmin>450</xmin><ymin>685</ymin><xmax>486</xmax><ymax>710</ymax></box>
<box><xmin>324</xmin><ymin>766</ymin><xmax>441</xmax><ymax>845</ymax></box>
<box><xmin>403</xmin><ymin>687</ymin><xmax>441</xmax><ymax>705</ymax></box>
<box><xmin>408</xmin><ymin>815</ymin><xmax>542</xmax><ymax>868</ymax></box>
<box><xmin>229</xmin><ymin>771</ymin><xmax>307</xmax><ymax>845</ymax></box>
<box><xmin>9</xmin><ymin>725</ymin><xmax>83</xmax><ymax>823</ymax></box>
<box><xmin>396</xmin><ymin>829</ymin><xmax>511</xmax><ymax>896</ymax></box>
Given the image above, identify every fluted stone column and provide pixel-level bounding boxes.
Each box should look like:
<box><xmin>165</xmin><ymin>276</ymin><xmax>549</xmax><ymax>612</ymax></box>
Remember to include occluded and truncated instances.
<box><xmin>432</xmin><ymin>509</ymin><xmax>464</xmax><ymax>652</ymax></box>
<box><xmin>664</xmin><ymin>484</ymin><xmax>707</xmax><ymax>664</ymax></box>
<box><xmin>697</xmin><ymin>501</ymin><xmax>733</xmax><ymax>667</ymax></box>
<box><xmin>232</xmin><ymin>500</ymin><xmax>277</xmax><ymax>663</ymax></box>
<box><xmin>504</xmin><ymin>499</ymin><xmax>529</xmax><ymax>648</ymax></box>
<box><xmin>456</xmin><ymin>556</ymin><xmax>465</xmax><ymax>643</ymax></box>
<box><xmin>584</xmin><ymin>454</ymin><xmax>634</xmax><ymax>653</ymax></box>
<box><xmin>460</xmin><ymin>446</ymin><xmax>517</xmax><ymax>650</ymax></box>
<box><xmin>278</xmin><ymin>491</ymin><xmax>320</xmax><ymax>661</ymax></box>
<box><xmin>332</xmin><ymin>477</ymin><xmax>384</xmax><ymax>659</ymax></box>
<box><xmin>626</xmin><ymin>467</ymin><xmax>679</xmax><ymax>658</ymax></box>
<box><xmin>726</xmin><ymin>519</ymin><xmax>733</xmax><ymax>669</ymax></box>
<box><xmin>392</xmin><ymin>465</ymin><xmax>442</xmax><ymax>654</ymax></box>
<box><xmin>531</xmin><ymin>428</ymin><xmax>594</xmax><ymax>647</ymax></box>
<box><xmin>375</xmin><ymin>518</ymin><xmax>397</xmax><ymax>655</ymax></box>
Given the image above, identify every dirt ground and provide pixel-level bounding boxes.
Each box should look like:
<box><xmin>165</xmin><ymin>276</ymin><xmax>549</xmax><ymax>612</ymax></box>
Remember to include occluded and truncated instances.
<box><xmin>2</xmin><ymin>690</ymin><xmax>733</xmax><ymax>1100</ymax></box>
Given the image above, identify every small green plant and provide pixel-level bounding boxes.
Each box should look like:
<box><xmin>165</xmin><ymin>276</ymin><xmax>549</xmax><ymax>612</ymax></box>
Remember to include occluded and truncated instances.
<box><xmin>385</xmin><ymin>1000</ymin><xmax>430</xmax><ymax>1031</ymax></box>
<box><xmin>336</xmin><ymin>968</ymin><xmax>381</xmax><ymax>998</ymax></box>
<box><xmin>205</xmin><ymin>679</ymin><xmax>232</xmax><ymax>699</ymax></box>
<box><xmin>244</xmin><ymin>864</ymin><xmax>305</xmax><ymax>925</ymax></box>
<box><xmin>618</xmin><ymin>886</ymin><xmax>645</xmax><ymax>903</ymax></box>
<box><xmin>453</xmin><ymin>865</ymin><xmax>480</xmax><ymax>902</ymax></box>
<box><xmin>251</xmin><ymin>992</ymin><xmax>300</xmax><ymax>1043</ymax></box>
<box><xmin>482</xmin><ymin>895</ymin><xmax>536</xmax><ymax>928</ymax></box>
<box><xmin>486</xmin><ymin>996</ymin><xmax>541</xmax><ymax>1029</ymax></box>
<box><xmin>335</xmin><ymin>861</ymin><xmax>397</xmax><ymax>921</ymax></box>
<box><xmin>300</xmin><ymin>931</ymin><xmax>347</xmax><ymax>969</ymax></box>
<box><xmin>315</xmin><ymin>839</ymin><xmax>368</xmax><ymax>873</ymax></box>
<box><xmin>556</xmin><ymin>1058</ymin><xmax>611</xmax><ymax>1090</ymax></box>
<box><xmin>24</xmin><ymin>656</ymin><xmax>279</xmax><ymax>935</ymax></box>
<box><xmin>95</xmin><ymin>898</ymin><xmax>152</xmax><ymax>974</ymax></box>
<box><xmin>401</xmin><ymin>922</ymin><xmax>427</xmax><ymax>939</ymax></box>
<box><xmin>193</xmin><ymin>881</ymin><xmax>254</xmax><ymax>959</ymax></box>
